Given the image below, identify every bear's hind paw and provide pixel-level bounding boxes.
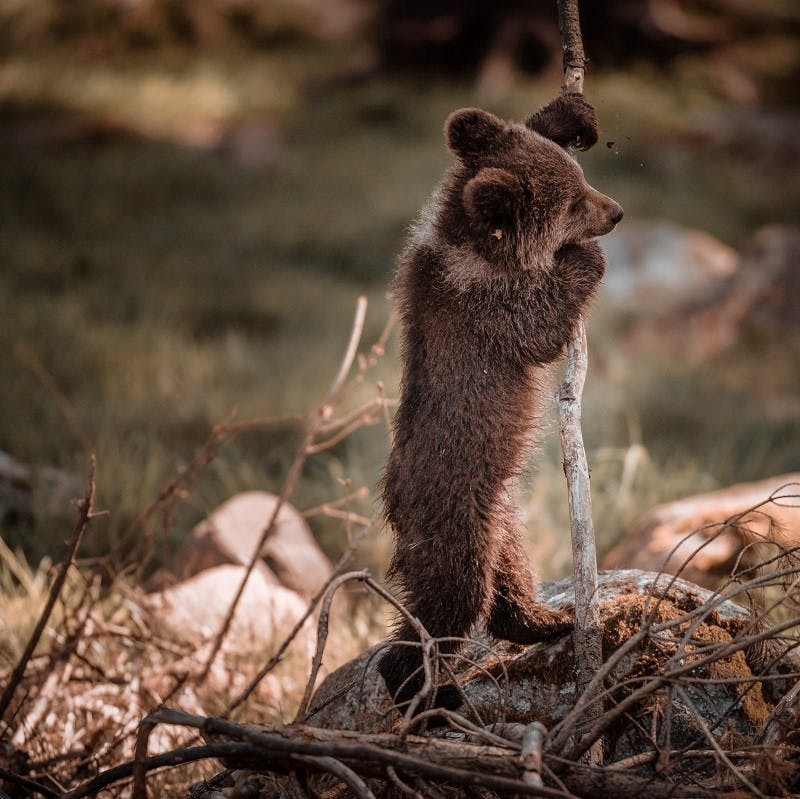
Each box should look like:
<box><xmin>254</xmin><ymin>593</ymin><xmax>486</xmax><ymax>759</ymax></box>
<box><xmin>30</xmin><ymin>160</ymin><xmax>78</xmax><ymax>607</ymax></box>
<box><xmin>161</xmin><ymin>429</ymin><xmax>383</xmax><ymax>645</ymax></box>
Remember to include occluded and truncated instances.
<box><xmin>489</xmin><ymin>603</ymin><xmax>574</xmax><ymax>645</ymax></box>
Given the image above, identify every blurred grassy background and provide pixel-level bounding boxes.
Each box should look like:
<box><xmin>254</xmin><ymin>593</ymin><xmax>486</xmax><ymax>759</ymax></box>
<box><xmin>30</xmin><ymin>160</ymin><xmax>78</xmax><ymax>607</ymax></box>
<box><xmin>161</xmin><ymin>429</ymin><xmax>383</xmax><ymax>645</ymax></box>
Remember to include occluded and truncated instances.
<box><xmin>1</xmin><ymin>0</ymin><xmax>799</xmax><ymax>579</ymax></box>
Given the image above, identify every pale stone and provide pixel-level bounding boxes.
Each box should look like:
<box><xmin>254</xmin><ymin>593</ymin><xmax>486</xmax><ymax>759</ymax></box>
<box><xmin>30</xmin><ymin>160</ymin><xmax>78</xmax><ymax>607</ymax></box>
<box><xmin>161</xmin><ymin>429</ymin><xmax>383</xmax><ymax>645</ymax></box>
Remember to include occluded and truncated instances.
<box><xmin>173</xmin><ymin>491</ymin><xmax>332</xmax><ymax>599</ymax></box>
<box><xmin>604</xmin><ymin>474</ymin><xmax>800</xmax><ymax>588</ymax></box>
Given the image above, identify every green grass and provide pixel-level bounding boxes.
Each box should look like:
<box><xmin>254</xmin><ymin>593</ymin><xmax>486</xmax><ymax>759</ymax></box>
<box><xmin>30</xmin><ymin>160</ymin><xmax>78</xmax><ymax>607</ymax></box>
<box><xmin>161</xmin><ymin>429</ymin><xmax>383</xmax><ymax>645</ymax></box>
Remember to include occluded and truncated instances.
<box><xmin>1</xmin><ymin>48</ymin><xmax>799</xmax><ymax>578</ymax></box>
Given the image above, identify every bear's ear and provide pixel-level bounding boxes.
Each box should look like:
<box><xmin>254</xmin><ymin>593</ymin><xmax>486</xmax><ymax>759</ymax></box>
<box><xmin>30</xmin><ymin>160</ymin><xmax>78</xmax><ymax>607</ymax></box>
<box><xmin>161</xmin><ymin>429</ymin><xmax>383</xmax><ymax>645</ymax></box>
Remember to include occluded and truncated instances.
<box><xmin>445</xmin><ymin>108</ymin><xmax>507</xmax><ymax>160</ymax></box>
<box><xmin>525</xmin><ymin>93</ymin><xmax>598</xmax><ymax>151</ymax></box>
<box><xmin>463</xmin><ymin>167</ymin><xmax>522</xmax><ymax>228</ymax></box>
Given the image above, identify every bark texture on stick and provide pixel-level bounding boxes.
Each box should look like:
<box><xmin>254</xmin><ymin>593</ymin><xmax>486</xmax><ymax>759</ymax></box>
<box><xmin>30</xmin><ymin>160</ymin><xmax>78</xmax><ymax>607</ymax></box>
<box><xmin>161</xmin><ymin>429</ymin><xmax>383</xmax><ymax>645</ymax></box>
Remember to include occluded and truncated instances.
<box><xmin>557</xmin><ymin>0</ymin><xmax>586</xmax><ymax>94</ymax></box>
<box><xmin>558</xmin><ymin>323</ymin><xmax>602</xmax><ymax>766</ymax></box>
<box><xmin>520</xmin><ymin>721</ymin><xmax>546</xmax><ymax>787</ymax></box>
<box><xmin>555</xmin><ymin>0</ymin><xmax>603</xmax><ymax>767</ymax></box>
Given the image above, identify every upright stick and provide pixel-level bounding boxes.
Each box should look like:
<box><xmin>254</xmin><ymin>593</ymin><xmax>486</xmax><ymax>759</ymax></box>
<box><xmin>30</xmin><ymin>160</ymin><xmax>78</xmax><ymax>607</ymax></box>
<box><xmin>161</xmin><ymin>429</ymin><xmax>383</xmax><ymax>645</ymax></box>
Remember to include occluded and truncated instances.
<box><xmin>555</xmin><ymin>0</ymin><xmax>604</xmax><ymax>767</ymax></box>
<box><xmin>557</xmin><ymin>0</ymin><xmax>586</xmax><ymax>94</ymax></box>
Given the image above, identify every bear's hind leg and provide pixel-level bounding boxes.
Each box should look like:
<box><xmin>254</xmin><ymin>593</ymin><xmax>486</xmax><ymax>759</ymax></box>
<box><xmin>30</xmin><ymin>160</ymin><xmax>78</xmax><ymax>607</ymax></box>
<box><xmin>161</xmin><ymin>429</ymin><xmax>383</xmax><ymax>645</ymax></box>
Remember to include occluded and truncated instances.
<box><xmin>378</xmin><ymin>526</ymin><xmax>497</xmax><ymax>709</ymax></box>
<box><xmin>487</xmin><ymin>518</ymin><xmax>572</xmax><ymax>645</ymax></box>
<box><xmin>378</xmin><ymin>620</ymin><xmax>465</xmax><ymax>712</ymax></box>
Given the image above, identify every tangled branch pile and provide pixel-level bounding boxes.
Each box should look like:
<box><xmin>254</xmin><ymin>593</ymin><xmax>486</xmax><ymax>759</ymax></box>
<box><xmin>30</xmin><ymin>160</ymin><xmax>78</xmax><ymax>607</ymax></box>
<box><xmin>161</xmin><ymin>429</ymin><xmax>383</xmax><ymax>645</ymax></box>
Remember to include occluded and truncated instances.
<box><xmin>95</xmin><ymin>547</ymin><xmax>800</xmax><ymax>798</ymax></box>
<box><xmin>0</xmin><ymin>295</ymin><xmax>798</xmax><ymax>798</ymax></box>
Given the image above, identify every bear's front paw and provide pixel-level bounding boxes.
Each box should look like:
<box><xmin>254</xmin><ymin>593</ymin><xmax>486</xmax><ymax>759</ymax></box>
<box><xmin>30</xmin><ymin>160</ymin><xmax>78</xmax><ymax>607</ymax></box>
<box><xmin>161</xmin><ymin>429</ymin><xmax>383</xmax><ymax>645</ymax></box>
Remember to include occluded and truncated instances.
<box><xmin>525</xmin><ymin>94</ymin><xmax>599</xmax><ymax>151</ymax></box>
<box><xmin>562</xmin><ymin>94</ymin><xmax>600</xmax><ymax>151</ymax></box>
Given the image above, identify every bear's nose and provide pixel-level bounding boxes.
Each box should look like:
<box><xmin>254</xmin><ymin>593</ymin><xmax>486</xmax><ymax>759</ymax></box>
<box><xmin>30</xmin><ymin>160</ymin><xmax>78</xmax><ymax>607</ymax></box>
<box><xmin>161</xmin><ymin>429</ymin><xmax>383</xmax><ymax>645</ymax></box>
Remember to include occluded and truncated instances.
<box><xmin>610</xmin><ymin>204</ymin><xmax>624</xmax><ymax>225</ymax></box>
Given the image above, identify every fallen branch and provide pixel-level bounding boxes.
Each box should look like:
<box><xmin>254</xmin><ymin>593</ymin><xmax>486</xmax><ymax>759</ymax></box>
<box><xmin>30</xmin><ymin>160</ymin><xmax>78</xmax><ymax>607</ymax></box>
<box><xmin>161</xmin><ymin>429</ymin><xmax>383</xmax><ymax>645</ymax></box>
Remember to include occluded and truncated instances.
<box><xmin>521</xmin><ymin>721</ymin><xmax>547</xmax><ymax>787</ymax></box>
<box><xmin>0</xmin><ymin>767</ymin><xmax>60</xmax><ymax>799</ymax></box>
<box><xmin>61</xmin><ymin>743</ymin><xmax>268</xmax><ymax>799</ymax></box>
<box><xmin>292</xmin><ymin>755</ymin><xmax>376</xmax><ymax>799</ymax></box>
<box><xmin>68</xmin><ymin>708</ymin><xmax>725</xmax><ymax>799</ymax></box>
<box><xmin>293</xmin><ymin>570</ymin><xmax>372</xmax><ymax>723</ymax></box>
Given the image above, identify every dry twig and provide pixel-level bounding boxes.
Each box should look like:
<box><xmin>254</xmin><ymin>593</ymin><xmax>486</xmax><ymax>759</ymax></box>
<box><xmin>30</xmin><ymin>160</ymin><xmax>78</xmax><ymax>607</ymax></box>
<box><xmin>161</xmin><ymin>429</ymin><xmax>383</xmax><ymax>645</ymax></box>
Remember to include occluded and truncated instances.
<box><xmin>198</xmin><ymin>296</ymin><xmax>370</xmax><ymax>682</ymax></box>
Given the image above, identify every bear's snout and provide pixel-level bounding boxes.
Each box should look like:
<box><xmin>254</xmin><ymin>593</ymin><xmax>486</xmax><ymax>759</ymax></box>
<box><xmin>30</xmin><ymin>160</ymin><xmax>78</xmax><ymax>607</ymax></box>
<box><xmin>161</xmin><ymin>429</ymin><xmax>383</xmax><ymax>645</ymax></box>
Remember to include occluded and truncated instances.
<box><xmin>586</xmin><ymin>190</ymin><xmax>624</xmax><ymax>236</ymax></box>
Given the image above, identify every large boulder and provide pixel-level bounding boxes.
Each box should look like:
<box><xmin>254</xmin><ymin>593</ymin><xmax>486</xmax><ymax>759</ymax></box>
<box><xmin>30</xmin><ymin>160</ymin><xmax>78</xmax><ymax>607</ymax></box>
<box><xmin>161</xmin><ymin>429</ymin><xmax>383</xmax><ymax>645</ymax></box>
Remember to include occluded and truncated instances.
<box><xmin>603</xmin><ymin>474</ymin><xmax>800</xmax><ymax>588</ymax></box>
<box><xmin>189</xmin><ymin>569</ymin><xmax>800</xmax><ymax>798</ymax></box>
<box><xmin>308</xmin><ymin>570</ymin><xmax>795</xmax><ymax>741</ymax></box>
<box><xmin>143</xmin><ymin>564</ymin><xmax>317</xmax><ymax>705</ymax></box>
<box><xmin>170</xmin><ymin>491</ymin><xmax>333</xmax><ymax>599</ymax></box>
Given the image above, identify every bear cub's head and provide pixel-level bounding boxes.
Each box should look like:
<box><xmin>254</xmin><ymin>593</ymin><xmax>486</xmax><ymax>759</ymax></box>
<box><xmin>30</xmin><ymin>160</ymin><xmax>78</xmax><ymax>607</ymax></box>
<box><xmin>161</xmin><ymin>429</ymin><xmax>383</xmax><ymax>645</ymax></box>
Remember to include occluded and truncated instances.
<box><xmin>442</xmin><ymin>94</ymin><xmax>623</xmax><ymax>266</ymax></box>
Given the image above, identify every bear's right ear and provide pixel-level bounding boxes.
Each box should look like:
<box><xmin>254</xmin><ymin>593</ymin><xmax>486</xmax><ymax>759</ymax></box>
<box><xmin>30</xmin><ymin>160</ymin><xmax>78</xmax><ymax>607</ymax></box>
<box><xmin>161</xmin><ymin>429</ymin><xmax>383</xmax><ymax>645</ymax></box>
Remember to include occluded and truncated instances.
<box><xmin>463</xmin><ymin>167</ymin><xmax>522</xmax><ymax>229</ymax></box>
<box><xmin>445</xmin><ymin>108</ymin><xmax>507</xmax><ymax>160</ymax></box>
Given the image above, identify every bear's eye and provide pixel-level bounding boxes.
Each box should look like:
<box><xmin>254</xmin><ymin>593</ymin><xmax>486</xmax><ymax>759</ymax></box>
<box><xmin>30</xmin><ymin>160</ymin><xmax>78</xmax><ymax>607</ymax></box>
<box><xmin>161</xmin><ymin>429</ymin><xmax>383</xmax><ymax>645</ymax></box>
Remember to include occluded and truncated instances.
<box><xmin>569</xmin><ymin>197</ymin><xmax>585</xmax><ymax>214</ymax></box>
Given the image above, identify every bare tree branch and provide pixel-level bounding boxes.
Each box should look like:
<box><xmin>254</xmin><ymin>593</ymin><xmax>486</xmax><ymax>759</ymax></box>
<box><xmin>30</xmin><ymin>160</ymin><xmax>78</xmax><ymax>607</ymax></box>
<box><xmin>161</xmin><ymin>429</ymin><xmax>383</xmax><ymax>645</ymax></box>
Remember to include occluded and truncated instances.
<box><xmin>65</xmin><ymin>708</ymin><xmax>726</xmax><ymax>799</ymax></box>
<box><xmin>293</xmin><ymin>570</ymin><xmax>371</xmax><ymax>723</ymax></box>
<box><xmin>198</xmin><ymin>296</ymin><xmax>370</xmax><ymax>682</ymax></box>
<box><xmin>0</xmin><ymin>766</ymin><xmax>60</xmax><ymax>799</ymax></box>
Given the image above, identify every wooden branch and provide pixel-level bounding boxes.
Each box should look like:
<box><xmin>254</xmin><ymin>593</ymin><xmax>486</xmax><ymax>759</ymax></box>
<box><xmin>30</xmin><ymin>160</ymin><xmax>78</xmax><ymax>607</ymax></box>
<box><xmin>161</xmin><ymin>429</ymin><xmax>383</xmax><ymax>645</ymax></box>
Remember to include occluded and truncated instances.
<box><xmin>0</xmin><ymin>767</ymin><xmax>60</xmax><ymax>799</ymax></box>
<box><xmin>322</xmin><ymin>296</ymin><xmax>368</xmax><ymax>405</ymax></box>
<box><xmin>61</xmin><ymin>743</ymin><xmax>269</xmax><ymax>799</ymax></box>
<box><xmin>292</xmin><ymin>755</ymin><xmax>376</xmax><ymax>799</ymax></box>
<box><xmin>293</xmin><ymin>570</ymin><xmax>371</xmax><ymax>723</ymax></box>
<box><xmin>556</xmin><ymin>0</ymin><xmax>586</xmax><ymax>93</ymax></box>
<box><xmin>557</xmin><ymin>321</ymin><xmax>602</xmax><ymax>766</ymax></box>
<box><xmin>64</xmin><ymin>709</ymin><xmax>721</xmax><ymax>799</ymax></box>
<box><xmin>520</xmin><ymin>722</ymin><xmax>547</xmax><ymax>787</ymax></box>
<box><xmin>558</xmin><ymin>761</ymin><xmax>717</xmax><ymax>799</ymax></box>
<box><xmin>132</xmin><ymin>714</ymin><xmax>158</xmax><ymax>799</ymax></box>
<box><xmin>0</xmin><ymin>456</ymin><xmax>95</xmax><ymax>723</ymax></box>
<box><xmin>554</xmin><ymin>0</ymin><xmax>603</xmax><ymax>767</ymax></box>
<box><xmin>92</xmin><ymin>709</ymin><xmax>573</xmax><ymax>798</ymax></box>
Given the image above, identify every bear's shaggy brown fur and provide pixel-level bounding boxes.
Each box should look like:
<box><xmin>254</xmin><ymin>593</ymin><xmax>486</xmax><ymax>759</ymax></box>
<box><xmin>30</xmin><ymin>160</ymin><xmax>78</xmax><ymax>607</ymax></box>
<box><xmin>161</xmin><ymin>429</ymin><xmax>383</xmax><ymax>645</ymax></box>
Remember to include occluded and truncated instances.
<box><xmin>379</xmin><ymin>94</ymin><xmax>623</xmax><ymax>707</ymax></box>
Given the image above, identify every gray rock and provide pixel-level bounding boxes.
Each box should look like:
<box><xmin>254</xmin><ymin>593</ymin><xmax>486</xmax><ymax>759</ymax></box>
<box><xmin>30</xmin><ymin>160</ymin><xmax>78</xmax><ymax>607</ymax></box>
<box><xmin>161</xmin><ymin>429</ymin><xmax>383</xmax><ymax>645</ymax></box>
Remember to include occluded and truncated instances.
<box><xmin>308</xmin><ymin>569</ymin><xmax>795</xmax><ymax>760</ymax></box>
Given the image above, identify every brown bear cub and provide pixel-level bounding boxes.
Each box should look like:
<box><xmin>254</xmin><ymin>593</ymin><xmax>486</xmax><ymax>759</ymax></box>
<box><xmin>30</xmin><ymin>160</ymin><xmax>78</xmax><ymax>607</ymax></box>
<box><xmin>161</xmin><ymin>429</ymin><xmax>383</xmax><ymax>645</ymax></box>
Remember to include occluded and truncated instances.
<box><xmin>379</xmin><ymin>93</ymin><xmax>623</xmax><ymax>709</ymax></box>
